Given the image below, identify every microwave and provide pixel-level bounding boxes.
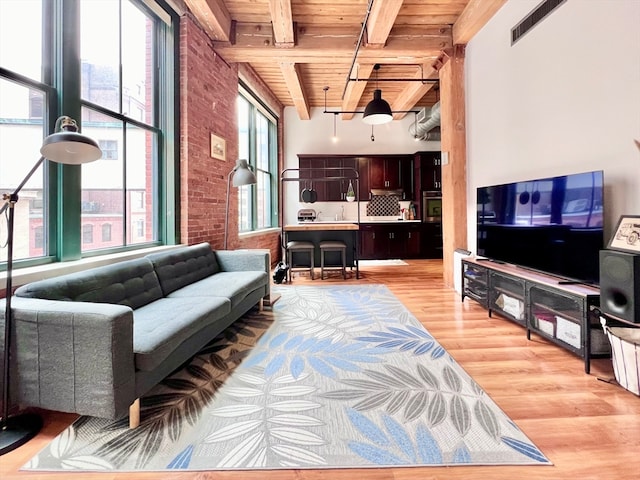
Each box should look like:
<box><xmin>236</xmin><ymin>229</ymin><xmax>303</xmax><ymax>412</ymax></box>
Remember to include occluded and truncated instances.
<box><xmin>422</xmin><ymin>191</ymin><xmax>442</xmax><ymax>222</ymax></box>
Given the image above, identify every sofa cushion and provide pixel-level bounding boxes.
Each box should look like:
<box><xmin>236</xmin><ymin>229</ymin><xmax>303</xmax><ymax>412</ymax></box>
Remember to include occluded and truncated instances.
<box><xmin>15</xmin><ymin>258</ymin><xmax>163</xmax><ymax>310</ymax></box>
<box><xmin>133</xmin><ymin>296</ymin><xmax>231</xmax><ymax>372</ymax></box>
<box><xmin>146</xmin><ymin>243</ymin><xmax>220</xmax><ymax>296</ymax></box>
<box><xmin>167</xmin><ymin>271</ymin><xmax>267</xmax><ymax>308</ymax></box>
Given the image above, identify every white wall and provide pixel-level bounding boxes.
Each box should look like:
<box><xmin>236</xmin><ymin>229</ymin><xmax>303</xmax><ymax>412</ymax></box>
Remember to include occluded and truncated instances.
<box><xmin>283</xmin><ymin>107</ymin><xmax>440</xmax><ymax>224</ymax></box>
<box><xmin>466</xmin><ymin>0</ymin><xmax>640</xmax><ymax>251</ymax></box>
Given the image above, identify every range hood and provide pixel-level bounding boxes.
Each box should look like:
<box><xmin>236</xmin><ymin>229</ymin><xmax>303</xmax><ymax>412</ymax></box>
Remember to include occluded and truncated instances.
<box><xmin>371</xmin><ymin>189</ymin><xmax>404</xmax><ymax>196</ymax></box>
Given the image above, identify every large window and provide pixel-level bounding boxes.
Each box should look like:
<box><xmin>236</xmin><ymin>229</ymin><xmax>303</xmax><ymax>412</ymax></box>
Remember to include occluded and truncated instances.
<box><xmin>237</xmin><ymin>86</ymin><xmax>278</xmax><ymax>234</ymax></box>
<box><xmin>0</xmin><ymin>0</ymin><xmax>176</xmax><ymax>269</ymax></box>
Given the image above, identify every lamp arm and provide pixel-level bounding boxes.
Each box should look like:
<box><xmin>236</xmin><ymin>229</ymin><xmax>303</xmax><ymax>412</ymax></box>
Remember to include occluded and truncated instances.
<box><xmin>0</xmin><ymin>156</ymin><xmax>46</xmax><ymax>217</ymax></box>
<box><xmin>1</xmin><ymin>155</ymin><xmax>45</xmax><ymax>428</ymax></box>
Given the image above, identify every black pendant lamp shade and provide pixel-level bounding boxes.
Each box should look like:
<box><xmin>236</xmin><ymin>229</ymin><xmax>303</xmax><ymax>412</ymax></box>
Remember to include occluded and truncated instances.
<box><xmin>362</xmin><ymin>89</ymin><xmax>393</xmax><ymax>125</ymax></box>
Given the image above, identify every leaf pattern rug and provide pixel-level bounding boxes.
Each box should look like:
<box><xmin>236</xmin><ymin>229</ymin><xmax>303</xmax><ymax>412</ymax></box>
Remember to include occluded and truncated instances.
<box><xmin>24</xmin><ymin>284</ymin><xmax>551</xmax><ymax>472</ymax></box>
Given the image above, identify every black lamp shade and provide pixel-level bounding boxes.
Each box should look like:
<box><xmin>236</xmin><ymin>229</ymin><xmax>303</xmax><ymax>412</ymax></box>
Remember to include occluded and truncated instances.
<box><xmin>362</xmin><ymin>89</ymin><xmax>393</xmax><ymax>125</ymax></box>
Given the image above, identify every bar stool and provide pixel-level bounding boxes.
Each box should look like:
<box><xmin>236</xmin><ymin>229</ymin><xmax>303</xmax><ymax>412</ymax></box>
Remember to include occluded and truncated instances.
<box><xmin>319</xmin><ymin>241</ymin><xmax>347</xmax><ymax>280</ymax></box>
<box><xmin>286</xmin><ymin>241</ymin><xmax>315</xmax><ymax>282</ymax></box>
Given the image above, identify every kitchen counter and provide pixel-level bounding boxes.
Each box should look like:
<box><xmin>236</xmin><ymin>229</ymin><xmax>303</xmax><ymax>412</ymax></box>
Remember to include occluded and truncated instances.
<box><xmin>285</xmin><ymin>223</ymin><xmax>359</xmax><ymax>231</ymax></box>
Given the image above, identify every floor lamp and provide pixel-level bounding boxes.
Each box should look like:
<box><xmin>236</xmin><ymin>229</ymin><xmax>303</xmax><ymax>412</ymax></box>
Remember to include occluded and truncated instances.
<box><xmin>0</xmin><ymin>116</ymin><xmax>102</xmax><ymax>456</ymax></box>
<box><xmin>224</xmin><ymin>159</ymin><xmax>257</xmax><ymax>250</ymax></box>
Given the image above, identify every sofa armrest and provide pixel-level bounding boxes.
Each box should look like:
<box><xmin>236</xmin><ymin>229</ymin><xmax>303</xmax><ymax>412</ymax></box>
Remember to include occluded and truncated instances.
<box><xmin>1</xmin><ymin>297</ymin><xmax>136</xmax><ymax>419</ymax></box>
<box><xmin>215</xmin><ymin>249</ymin><xmax>271</xmax><ymax>298</ymax></box>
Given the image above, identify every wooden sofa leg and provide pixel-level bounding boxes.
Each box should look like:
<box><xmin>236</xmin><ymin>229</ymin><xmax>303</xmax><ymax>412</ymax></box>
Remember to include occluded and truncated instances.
<box><xmin>129</xmin><ymin>398</ymin><xmax>140</xmax><ymax>429</ymax></box>
<box><xmin>259</xmin><ymin>298</ymin><xmax>264</xmax><ymax>312</ymax></box>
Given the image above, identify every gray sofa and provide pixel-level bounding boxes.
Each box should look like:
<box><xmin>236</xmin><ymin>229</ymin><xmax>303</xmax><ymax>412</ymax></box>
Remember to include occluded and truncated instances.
<box><xmin>1</xmin><ymin>243</ymin><xmax>270</xmax><ymax>426</ymax></box>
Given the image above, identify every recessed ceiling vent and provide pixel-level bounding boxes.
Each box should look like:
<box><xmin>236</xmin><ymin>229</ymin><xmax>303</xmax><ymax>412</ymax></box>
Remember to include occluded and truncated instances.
<box><xmin>511</xmin><ymin>0</ymin><xmax>567</xmax><ymax>45</ymax></box>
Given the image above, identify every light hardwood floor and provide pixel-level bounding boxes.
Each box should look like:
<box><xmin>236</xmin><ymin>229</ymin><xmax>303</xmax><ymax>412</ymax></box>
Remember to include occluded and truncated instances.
<box><xmin>2</xmin><ymin>260</ymin><xmax>639</xmax><ymax>480</ymax></box>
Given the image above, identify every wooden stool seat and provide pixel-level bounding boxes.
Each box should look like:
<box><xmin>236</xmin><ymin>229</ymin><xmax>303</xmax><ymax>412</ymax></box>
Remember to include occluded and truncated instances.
<box><xmin>286</xmin><ymin>241</ymin><xmax>315</xmax><ymax>281</ymax></box>
<box><xmin>319</xmin><ymin>241</ymin><xmax>347</xmax><ymax>280</ymax></box>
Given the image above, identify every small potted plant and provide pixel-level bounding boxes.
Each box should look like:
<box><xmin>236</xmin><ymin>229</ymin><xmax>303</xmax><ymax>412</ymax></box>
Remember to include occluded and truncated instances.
<box><xmin>346</xmin><ymin>180</ymin><xmax>355</xmax><ymax>202</ymax></box>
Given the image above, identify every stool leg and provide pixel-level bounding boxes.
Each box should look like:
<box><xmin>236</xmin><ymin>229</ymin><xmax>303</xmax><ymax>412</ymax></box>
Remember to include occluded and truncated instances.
<box><xmin>341</xmin><ymin>248</ymin><xmax>346</xmax><ymax>279</ymax></box>
<box><xmin>310</xmin><ymin>249</ymin><xmax>315</xmax><ymax>280</ymax></box>
<box><xmin>287</xmin><ymin>249</ymin><xmax>292</xmax><ymax>283</ymax></box>
<box><xmin>320</xmin><ymin>249</ymin><xmax>324</xmax><ymax>280</ymax></box>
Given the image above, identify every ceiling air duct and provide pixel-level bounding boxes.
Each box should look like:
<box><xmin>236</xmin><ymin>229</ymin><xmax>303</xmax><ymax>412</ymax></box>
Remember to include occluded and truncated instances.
<box><xmin>410</xmin><ymin>101</ymin><xmax>441</xmax><ymax>141</ymax></box>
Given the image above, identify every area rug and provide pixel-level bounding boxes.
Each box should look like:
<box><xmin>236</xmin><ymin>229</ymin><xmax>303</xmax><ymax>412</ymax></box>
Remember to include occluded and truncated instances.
<box><xmin>23</xmin><ymin>285</ymin><xmax>550</xmax><ymax>472</ymax></box>
<box><xmin>358</xmin><ymin>259</ymin><xmax>408</xmax><ymax>266</ymax></box>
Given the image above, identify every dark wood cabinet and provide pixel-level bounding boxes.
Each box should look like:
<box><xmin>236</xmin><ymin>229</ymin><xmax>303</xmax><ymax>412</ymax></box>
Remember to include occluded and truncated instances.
<box><xmin>358</xmin><ymin>223</ymin><xmax>422</xmax><ymax>259</ymax></box>
<box><xmin>358</xmin><ymin>155</ymin><xmax>413</xmax><ymax>200</ymax></box>
<box><xmin>422</xmin><ymin>222</ymin><xmax>443</xmax><ymax>258</ymax></box>
<box><xmin>298</xmin><ymin>155</ymin><xmax>358</xmax><ymax>202</ymax></box>
<box><xmin>416</xmin><ymin>151</ymin><xmax>442</xmax><ymax>192</ymax></box>
<box><xmin>325</xmin><ymin>157</ymin><xmax>357</xmax><ymax>201</ymax></box>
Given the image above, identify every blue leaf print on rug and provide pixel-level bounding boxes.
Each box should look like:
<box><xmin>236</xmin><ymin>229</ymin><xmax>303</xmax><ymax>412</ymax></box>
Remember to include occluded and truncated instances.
<box><xmin>346</xmin><ymin>409</ymin><xmax>447</xmax><ymax>465</ymax></box>
<box><xmin>356</xmin><ymin>325</ymin><xmax>444</xmax><ymax>357</ymax></box>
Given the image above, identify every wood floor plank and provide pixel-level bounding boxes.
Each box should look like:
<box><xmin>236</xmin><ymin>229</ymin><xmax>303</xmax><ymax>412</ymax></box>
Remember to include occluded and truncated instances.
<box><xmin>1</xmin><ymin>259</ymin><xmax>638</xmax><ymax>479</ymax></box>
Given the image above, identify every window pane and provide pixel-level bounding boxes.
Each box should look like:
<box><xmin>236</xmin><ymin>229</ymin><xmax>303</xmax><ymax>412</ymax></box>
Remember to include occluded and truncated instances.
<box><xmin>126</xmin><ymin>123</ymin><xmax>156</xmax><ymax>244</ymax></box>
<box><xmin>237</xmin><ymin>96</ymin><xmax>250</xmax><ymax>162</ymax></box>
<box><xmin>81</xmin><ymin>108</ymin><xmax>124</xmax><ymax>251</ymax></box>
<box><xmin>81</xmin><ymin>0</ymin><xmax>120</xmax><ymax>112</ymax></box>
<box><xmin>257</xmin><ymin>171</ymin><xmax>271</xmax><ymax>229</ymax></box>
<box><xmin>0</xmin><ymin>0</ymin><xmax>43</xmax><ymax>82</ymax></box>
<box><xmin>256</xmin><ymin>113</ymin><xmax>269</xmax><ymax>171</ymax></box>
<box><xmin>238</xmin><ymin>186</ymin><xmax>252</xmax><ymax>232</ymax></box>
<box><xmin>122</xmin><ymin>0</ymin><xmax>154</xmax><ymax>124</ymax></box>
<box><xmin>0</xmin><ymin>78</ymin><xmax>46</xmax><ymax>263</ymax></box>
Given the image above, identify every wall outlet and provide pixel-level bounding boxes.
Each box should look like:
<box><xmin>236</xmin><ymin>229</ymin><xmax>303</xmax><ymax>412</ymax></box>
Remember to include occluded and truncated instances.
<box><xmin>441</xmin><ymin>151</ymin><xmax>449</xmax><ymax>165</ymax></box>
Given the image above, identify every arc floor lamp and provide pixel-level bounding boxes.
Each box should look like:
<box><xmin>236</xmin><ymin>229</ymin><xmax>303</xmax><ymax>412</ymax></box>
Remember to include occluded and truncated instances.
<box><xmin>0</xmin><ymin>116</ymin><xmax>102</xmax><ymax>455</ymax></box>
<box><xmin>224</xmin><ymin>159</ymin><xmax>257</xmax><ymax>250</ymax></box>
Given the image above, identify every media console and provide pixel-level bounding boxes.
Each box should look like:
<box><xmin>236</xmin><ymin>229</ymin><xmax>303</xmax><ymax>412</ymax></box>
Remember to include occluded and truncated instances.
<box><xmin>461</xmin><ymin>257</ymin><xmax>611</xmax><ymax>373</ymax></box>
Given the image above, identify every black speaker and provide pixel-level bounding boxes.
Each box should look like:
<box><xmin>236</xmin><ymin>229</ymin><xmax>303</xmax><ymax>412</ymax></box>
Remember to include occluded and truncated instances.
<box><xmin>599</xmin><ymin>249</ymin><xmax>640</xmax><ymax>323</ymax></box>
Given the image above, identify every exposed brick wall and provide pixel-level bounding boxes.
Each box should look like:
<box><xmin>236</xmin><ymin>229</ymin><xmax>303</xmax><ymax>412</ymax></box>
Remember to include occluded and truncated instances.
<box><xmin>179</xmin><ymin>13</ymin><xmax>284</xmax><ymax>265</ymax></box>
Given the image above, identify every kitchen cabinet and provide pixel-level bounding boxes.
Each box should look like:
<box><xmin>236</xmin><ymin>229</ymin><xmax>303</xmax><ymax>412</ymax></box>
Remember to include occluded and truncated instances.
<box><xmin>358</xmin><ymin>155</ymin><xmax>413</xmax><ymax>200</ymax></box>
<box><xmin>325</xmin><ymin>157</ymin><xmax>357</xmax><ymax>201</ymax></box>
<box><xmin>417</xmin><ymin>151</ymin><xmax>442</xmax><ymax>191</ymax></box>
<box><xmin>298</xmin><ymin>156</ymin><xmax>357</xmax><ymax>202</ymax></box>
<box><xmin>298</xmin><ymin>157</ymin><xmax>326</xmax><ymax>201</ymax></box>
<box><xmin>358</xmin><ymin>223</ymin><xmax>421</xmax><ymax>259</ymax></box>
<box><xmin>422</xmin><ymin>222</ymin><xmax>443</xmax><ymax>258</ymax></box>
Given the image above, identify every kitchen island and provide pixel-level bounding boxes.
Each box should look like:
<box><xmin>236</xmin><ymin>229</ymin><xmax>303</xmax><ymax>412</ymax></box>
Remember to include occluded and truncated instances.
<box><xmin>283</xmin><ymin>222</ymin><xmax>360</xmax><ymax>279</ymax></box>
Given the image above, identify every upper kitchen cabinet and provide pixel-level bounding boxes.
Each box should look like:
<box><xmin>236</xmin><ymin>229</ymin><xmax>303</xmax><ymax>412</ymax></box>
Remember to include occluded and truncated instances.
<box><xmin>360</xmin><ymin>155</ymin><xmax>413</xmax><ymax>200</ymax></box>
<box><xmin>416</xmin><ymin>151</ymin><xmax>442</xmax><ymax>192</ymax></box>
<box><xmin>325</xmin><ymin>157</ymin><xmax>357</xmax><ymax>201</ymax></box>
<box><xmin>298</xmin><ymin>156</ymin><xmax>326</xmax><ymax>201</ymax></box>
<box><xmin>298</xmin><ymin>155</ymin><xmax>357</xmax><ymax>202</ymax></box>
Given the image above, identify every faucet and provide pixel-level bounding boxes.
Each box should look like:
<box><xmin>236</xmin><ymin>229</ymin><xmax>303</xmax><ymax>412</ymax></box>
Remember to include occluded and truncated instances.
<box><xmin>316</xmin><ymin>211</ymin><xmax>322</xmax><ymax>221</ymax></box>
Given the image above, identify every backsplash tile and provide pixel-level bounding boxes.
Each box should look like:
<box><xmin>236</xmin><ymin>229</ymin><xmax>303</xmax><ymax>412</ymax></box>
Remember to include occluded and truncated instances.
<box><xmin>366</xmin><ymin>195</ymin><xmax>401</xmax><ymax>216</ymax></box>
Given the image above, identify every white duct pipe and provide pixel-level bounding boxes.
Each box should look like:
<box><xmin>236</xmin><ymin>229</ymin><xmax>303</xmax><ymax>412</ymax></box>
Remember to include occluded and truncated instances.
<box><xmin>409</xmin><ymin>101</ymin><xmax>441</xmax><ymax>141</ymax></box>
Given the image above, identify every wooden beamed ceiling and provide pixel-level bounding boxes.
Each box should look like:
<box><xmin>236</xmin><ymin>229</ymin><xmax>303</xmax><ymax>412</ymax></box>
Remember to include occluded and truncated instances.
<box><xmin>183</xmin><ymin>0</ymin><xmax>507</xmax><ymax>120</ymax></box>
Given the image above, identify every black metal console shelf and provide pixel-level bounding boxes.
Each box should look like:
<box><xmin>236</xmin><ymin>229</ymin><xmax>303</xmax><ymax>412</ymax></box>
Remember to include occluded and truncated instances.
<box><xmin>461</xmin><ymin>257</ymin><xmax>610</xmax><ymax>374</ymax></box>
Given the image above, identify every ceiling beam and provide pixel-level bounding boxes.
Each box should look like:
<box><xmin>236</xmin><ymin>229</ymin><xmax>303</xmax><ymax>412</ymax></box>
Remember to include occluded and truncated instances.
<box><xmin>365</xmin><ymin>0</ymin><xmax>404</xmax><ymax>47</ymax></box>
<box><xmin>453</xmin><ymin>0</ymin><xmax>508</xmax><ymax>44</ymax></box>
<box><xmin>268</xmin><ymin>0</ymin><xmax>295</xmax><ymax>47</ymax></box>
<box><xmin>216</xmin><ymin>24</ymin><xmax>451</xmax><ymax>63</ymax></box>
<box><xmin>280</xmin><ymin>62</ymin><xmax>310</xmax><ymax>120</ymax></box>
<box><xmin>340</xmin><ymin>63</ymin><xmax>375</xmax><ymax>120</ymax></box>
<box><xmin>183</xmin><ymin>0</ymin><xmax>232</xmax><ymax>42</ymax></box>
<box><xmin>391</xmin><ymin>64</ymin><xmax>439</xmax><ymax>119</ymax></box>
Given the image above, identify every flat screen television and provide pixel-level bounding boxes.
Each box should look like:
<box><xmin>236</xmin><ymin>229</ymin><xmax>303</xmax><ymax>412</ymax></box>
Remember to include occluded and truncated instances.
<box><xmin>477</xmin><ymin>170</ymin><xmax>604</xmax><ymax>285</ymax></box>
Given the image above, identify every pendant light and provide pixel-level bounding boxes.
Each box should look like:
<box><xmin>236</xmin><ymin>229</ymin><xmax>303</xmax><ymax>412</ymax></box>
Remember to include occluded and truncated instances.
<box><xmin>362</xmin><ymin>64</ymin><xmax>392</xmax><ymax>125</ymax></box>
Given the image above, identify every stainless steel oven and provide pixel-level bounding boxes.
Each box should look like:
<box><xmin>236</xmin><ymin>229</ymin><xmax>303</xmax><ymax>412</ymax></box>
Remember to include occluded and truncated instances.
<box><xmin>422</xmin><ymin>191</ymin><xmax>442</xmax><ymax>222</ymax></box>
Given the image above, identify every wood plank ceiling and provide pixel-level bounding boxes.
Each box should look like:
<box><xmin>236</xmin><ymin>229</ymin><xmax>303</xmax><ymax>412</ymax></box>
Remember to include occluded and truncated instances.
<box><xmin>182</xmin><ymin>0</ymin><xmax>506</xmax><ymax>121</ymax></box>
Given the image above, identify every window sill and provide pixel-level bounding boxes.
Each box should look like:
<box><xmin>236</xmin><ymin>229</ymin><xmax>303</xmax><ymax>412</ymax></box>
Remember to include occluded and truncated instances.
<box><xmin>239</xmin><ymin>227</ymin><xmax>280</xmax><ymax>239</ymax></box>
<box><xmin>1</xmin><ymin>244</ymin><xmax>184</xmax><ymax>292</ymax></box>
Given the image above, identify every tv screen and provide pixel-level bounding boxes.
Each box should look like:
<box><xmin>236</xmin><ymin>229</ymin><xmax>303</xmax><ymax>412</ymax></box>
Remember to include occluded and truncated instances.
<box><xmin>477</xmin><ymin>170</ymin><xmax>604</xmax><ymax>285</ymax></box>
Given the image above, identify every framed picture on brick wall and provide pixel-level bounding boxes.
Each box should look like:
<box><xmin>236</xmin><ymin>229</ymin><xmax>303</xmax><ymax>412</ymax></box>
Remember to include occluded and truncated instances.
<box><xmin>210</xmin><ymin>133</ymin><xmax>226</xmax><ymax>161</ymax></box>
